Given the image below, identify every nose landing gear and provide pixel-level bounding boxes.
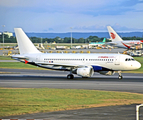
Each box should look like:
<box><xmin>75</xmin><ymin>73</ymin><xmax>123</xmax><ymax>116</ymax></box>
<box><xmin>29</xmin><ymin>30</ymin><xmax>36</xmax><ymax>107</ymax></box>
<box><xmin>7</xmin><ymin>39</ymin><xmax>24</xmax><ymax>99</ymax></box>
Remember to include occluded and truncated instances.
<box><xmin>118</xmin><ymin>75</ymin><xmax>123</xmax><ymax>79</ymax></box>
<box><xmin>118</xmin><ymin>71</ymin><xmax>123</xmax><ymax>79</ymax></box>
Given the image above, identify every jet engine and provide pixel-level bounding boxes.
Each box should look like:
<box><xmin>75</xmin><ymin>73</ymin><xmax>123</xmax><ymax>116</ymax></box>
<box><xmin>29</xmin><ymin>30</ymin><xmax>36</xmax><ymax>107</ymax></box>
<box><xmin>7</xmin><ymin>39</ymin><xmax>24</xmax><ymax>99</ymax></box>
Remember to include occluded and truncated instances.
<box><xmin>74</xmin><ymin>66</ymin><xmax>94</xmax><ymax>77</ymax></box>
<box><xmin>98</xmin><ymin>71</ymin><xmax>115</xmax><ymax>76</ymax></box>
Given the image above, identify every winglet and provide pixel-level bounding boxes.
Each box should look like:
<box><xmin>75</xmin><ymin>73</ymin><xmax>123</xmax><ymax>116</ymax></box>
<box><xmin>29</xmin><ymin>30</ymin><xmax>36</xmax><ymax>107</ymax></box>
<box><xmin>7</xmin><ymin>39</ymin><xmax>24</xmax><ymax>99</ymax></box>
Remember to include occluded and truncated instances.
<box><xmin>103</xmin><ymin>38</ymin><xmax>106</xmax><ymax>42</ymax></box>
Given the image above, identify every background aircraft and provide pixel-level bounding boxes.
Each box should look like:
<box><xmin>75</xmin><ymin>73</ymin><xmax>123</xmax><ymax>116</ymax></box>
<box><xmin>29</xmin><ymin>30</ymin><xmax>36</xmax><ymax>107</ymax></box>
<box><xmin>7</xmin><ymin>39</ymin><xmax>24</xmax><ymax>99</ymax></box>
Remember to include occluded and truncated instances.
<box><xmin>90</xmin><ymin>38</ymin><xmax>106</xmax><ymax>46</ymax></box>
<box><xmin>12</xmin><ymin>28</ymin><xmax>141</xmax><ymax>79</ymax></box>
<box><xmin>107</xmin><ymin>26</ymin><xmax>143</xmax><ymax>49</ymax></box>
<box><xmin>89</xmin><ymin>38</ymin><xmax>106</xmax><ymax>48</ymax></box>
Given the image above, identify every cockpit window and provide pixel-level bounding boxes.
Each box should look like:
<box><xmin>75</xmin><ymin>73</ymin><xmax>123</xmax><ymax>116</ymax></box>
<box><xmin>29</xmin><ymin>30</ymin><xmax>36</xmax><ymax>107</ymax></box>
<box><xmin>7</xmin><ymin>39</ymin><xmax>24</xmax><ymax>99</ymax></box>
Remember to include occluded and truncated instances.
<box><xmin>131</xmin><ymin>58</ymin><xmax>135</xmax><ymax>61</ymax></box>
<box><xmin>125</xmin><ymin>58</ymin><xmax>135</xmax><ymax>61</ymax></box>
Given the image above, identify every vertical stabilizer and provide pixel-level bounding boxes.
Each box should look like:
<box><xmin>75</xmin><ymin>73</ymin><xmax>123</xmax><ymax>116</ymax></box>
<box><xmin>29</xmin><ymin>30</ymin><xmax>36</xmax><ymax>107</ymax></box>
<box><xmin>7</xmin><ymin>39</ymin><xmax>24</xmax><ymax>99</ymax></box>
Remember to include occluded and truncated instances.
<box><xmin>14</xmin><ymin>28</ymin><xmax>41</xmax><ymax>54</ymax></box>
<box><xmin>107</xmin><ymin>26</ymin><xmax>123</xmax><ymax>41</ymax></box>
<box><xmin>102</xmin><ymin>38</ymin><xmax>106</xmax><ymax>42</ymax></box>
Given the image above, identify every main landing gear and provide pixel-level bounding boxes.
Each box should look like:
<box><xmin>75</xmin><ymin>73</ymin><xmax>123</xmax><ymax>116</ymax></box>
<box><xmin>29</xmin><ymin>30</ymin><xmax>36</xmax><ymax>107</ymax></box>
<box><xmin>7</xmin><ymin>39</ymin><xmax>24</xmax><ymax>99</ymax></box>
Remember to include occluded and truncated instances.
<box><xmin>118</xmin><ymin>71</ymin><xmax>123</xmax><ymax>80</ymax></box>
<box><xmin>67</xmin><ymin>74</ymin><xmax>74</xmax><ymax>79</ymax></box>
<box><xmin>67</xmin><ymin>68</ymin><xmax>74</xmax><ymax>79</ymax></box>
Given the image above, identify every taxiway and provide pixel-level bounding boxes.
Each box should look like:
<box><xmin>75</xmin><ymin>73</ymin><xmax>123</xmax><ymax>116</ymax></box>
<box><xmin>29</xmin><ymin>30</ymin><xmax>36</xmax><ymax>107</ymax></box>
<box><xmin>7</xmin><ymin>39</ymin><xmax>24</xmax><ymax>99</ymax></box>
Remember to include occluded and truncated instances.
<box><xmin>0</xmin><ymin>68</ymin><xmax>143</xmax><ymax>93</ymax></box>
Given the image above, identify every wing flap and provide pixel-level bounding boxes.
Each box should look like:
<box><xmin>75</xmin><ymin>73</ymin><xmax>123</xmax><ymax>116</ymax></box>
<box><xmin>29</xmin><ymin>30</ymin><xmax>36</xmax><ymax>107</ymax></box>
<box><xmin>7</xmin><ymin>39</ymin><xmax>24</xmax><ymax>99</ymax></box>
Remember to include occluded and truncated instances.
<box><xmin>35</xmin><ymin>62</ymin><xmax>80</xmax><ymax>67</ymax></box>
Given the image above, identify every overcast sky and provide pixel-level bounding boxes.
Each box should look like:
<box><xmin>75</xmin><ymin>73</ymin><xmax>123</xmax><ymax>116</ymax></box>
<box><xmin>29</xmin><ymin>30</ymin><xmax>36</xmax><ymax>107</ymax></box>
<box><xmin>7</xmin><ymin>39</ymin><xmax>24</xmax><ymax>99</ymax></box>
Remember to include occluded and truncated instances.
<box><xmin>1</xmin><ymin>0</ymin><xmax>143</xmax><ymax>33</ymax></box>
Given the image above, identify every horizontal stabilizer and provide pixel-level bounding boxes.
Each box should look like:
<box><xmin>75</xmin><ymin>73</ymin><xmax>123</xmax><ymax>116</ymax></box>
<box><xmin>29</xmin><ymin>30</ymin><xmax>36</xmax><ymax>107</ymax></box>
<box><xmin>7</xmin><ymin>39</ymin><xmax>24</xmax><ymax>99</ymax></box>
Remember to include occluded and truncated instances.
<box><xmin>11</xmin><ymin>55</ymin><xmax>29</xmax><ymax>59</ymax></box>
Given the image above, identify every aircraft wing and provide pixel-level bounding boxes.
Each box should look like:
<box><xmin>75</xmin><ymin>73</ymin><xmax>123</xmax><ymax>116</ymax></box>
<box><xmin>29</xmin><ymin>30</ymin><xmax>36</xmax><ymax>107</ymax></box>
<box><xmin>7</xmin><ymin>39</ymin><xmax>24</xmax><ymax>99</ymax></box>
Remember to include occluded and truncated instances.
<box><xmin>34</xmin><ymin>62</ymin><xmax>103</xmax><ymax>72</ymax></box>
<box><xmin>106</xmin><ymin>42</ymin><xmax>117</xmax><ymax>45</ymax></box>
<box><xmin>35</xmin><ymin>62</ymin><xmax>80</xmax><ymax>67</ymax></box>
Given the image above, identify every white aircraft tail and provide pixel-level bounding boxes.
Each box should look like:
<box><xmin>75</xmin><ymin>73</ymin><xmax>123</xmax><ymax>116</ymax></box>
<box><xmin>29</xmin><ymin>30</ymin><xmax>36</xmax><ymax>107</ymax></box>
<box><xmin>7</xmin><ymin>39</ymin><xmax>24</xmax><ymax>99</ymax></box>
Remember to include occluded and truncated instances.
<box><xmin>14</xmin><ymin>28</ymin><xmax>41</xmax><ymax>54</ymax></box>
<box><xmin>107</xmin><ymin>26</ymin><xmax>123</xmax><ymax>41</ymax></box>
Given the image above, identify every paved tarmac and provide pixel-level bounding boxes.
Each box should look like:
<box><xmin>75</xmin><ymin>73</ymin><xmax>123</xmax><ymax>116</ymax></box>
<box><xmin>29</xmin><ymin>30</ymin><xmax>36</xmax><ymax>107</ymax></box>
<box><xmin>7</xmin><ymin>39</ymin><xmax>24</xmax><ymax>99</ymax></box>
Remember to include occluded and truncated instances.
<box><xmin>0</xmin><ymin>68</ymin><xmax>143</xmax><ymax>119</ymax></box>
<box><xmin>0</xmin><ymin>60</ymin><xmax>19</xmax><ymax>62</ymax></box>
<box><xmin>2</xmin><ymin>104</ymin><xmax>143</xmax><ymax>120</ymax></box>
<box><xmin>0</xmin><ymin>68</ymin><xmax>143</xmax><ymax>93</ymax></box>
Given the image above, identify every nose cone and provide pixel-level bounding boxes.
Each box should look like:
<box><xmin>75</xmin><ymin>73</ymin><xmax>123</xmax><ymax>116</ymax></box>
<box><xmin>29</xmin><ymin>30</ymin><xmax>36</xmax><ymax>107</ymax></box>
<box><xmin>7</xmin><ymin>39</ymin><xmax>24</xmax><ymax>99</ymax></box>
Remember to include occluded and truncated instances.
<box><xmin>133</xmin><ymin>61</ymin><xmax>141</xmax><ymax>69</ymax></box>
<box><xmin>137</xmin><ymin>62</ymin><xmax>141</xmax><ymax>69</ymax></box>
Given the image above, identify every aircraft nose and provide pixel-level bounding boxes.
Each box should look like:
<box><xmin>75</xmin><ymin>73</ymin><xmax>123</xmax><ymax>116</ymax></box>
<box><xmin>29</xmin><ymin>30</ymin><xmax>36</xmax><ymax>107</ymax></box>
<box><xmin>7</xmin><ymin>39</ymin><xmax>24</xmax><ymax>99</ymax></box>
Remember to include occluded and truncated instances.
<box><xmin>134</xmin><ymin>61</ymin><xmax>141</xmax><ymax>69</ymax></box>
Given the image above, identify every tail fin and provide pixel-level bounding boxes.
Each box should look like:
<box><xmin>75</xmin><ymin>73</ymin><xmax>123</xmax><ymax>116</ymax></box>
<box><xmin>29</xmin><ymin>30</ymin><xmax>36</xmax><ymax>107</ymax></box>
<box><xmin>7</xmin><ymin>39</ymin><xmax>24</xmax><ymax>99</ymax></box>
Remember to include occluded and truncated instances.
<box><xmin>14</xmin><ymin>28</ymin><xmax>41</xmax><ymax>54</ymax></box>
<box><xmin>107</xmin><ymin>26</ymin><xmax>123</xmax><ymax>41</ymax></box>
<box><xmin>102</xmin><ymin>38</ymin><xmax>106</xmax><ymax>42</ymax></box>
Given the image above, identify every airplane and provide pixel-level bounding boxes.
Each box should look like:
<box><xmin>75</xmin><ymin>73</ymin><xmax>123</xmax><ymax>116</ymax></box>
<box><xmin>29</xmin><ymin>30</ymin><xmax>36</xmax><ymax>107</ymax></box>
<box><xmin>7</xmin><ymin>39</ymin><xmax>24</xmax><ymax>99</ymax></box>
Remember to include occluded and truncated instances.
<box><xmin>89</xmin><ymin>38</ymin><xmax>106</xmax><ymax>48</ymax></box>
<box><xmin>12</xmin><ymin>28</ymin><xmax>141</xmax><ymax>79</ymax></box>
<box><xmin>91</xmin><ymin>38</ymin><xmax>106</xmax><ymax>46</ymax></box>
<box><xmin>107</xmin><ymin>26</ymin><xmax>143</xmax><ymax>49</ymax></box>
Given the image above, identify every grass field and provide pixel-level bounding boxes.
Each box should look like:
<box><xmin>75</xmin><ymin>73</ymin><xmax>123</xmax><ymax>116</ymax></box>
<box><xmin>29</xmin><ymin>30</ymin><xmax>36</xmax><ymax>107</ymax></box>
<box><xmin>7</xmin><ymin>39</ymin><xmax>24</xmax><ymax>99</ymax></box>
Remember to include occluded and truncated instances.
<box><xmin>0</xmin><ymin>56</ymin><xmax>13</xmax><ymax>60</ymax></box>
<box><xmin>1</xmin><ymin>88</ymin><xmax>143</xmax><ymax>117</ymax></box>
<box><xmin>0</xmin><ymin>62</ymin><xmax>45</xmax><ymax>70</ymax></box>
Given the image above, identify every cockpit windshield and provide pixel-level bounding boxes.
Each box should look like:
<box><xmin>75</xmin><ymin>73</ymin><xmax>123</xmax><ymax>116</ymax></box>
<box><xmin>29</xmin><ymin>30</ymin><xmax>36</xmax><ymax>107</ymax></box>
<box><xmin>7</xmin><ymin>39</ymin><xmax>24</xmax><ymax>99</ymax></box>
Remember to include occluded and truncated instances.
<box><xmin>125</xmin><ymin>58</ymin><xmax>135</xmax><ymax>61</ymax></box>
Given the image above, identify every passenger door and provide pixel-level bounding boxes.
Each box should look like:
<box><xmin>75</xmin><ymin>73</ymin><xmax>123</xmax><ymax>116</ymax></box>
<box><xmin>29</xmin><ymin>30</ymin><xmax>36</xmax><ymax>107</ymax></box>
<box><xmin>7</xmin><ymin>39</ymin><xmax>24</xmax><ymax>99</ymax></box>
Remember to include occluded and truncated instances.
<box><xmin>115</xmin><ymin>56</ymin><xmax>120</xmax><ymax>65</ymax></box>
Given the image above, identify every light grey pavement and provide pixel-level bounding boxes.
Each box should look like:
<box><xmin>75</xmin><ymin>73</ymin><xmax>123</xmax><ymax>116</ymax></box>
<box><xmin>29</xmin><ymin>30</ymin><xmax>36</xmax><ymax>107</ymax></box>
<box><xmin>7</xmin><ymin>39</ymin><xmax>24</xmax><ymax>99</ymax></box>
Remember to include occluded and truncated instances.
<box><xmin>0</xmin><ymin>68</ymin><xmax>143</xmax><ymax>93</ymax></box>
<box><xmin>0</xmin><ymin>60</ymin><xmax>19</xmax><ymax>62</ymax></box>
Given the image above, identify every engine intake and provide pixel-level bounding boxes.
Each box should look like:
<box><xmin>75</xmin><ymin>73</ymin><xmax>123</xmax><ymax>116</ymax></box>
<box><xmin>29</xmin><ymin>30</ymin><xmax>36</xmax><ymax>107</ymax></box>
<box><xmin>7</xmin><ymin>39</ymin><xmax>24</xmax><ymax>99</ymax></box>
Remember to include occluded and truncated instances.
<box><xmin>74</xmin><ymin>66</ymin><xmax>94</xmax><ymax>77</ymax></box>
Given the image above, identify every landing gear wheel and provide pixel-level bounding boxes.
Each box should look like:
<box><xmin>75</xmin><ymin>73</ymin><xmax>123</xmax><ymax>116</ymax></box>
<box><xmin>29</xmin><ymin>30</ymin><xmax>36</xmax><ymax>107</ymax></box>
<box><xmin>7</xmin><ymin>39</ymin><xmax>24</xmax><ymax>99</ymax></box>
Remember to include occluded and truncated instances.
<box><xmin>118</xmin><ymin>71</ymin><xmax>123</xmax><ymax>80</ymax></box>
<box><xmin>118</xmin><ymin>75</ymin><xmax>123</xmax><ymax>80</ymax></box>
<box><xmin>67</xmin><ymin>74</ymin><xmax>74</xmax><ymax>79</ymax></box>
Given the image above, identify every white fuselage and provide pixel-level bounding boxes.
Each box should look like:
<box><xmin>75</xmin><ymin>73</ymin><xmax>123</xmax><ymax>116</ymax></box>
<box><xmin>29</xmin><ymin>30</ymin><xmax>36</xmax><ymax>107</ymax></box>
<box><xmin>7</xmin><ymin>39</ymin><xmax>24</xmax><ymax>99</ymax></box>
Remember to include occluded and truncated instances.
<box><xmin>108</xmin><ymin>40</ymin><xmax>143</xmax><ymax>49</ymax></box>
<box><xmin>25</xmin><ymin>53</ymin><xmax>141</xmax><ymax>71</ymax></box>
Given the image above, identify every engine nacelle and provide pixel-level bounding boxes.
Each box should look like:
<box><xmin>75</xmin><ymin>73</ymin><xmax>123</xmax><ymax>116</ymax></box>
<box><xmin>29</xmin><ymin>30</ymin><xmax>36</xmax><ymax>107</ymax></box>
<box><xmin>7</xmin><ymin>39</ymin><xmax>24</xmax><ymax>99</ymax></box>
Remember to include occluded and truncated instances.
<box><xmin>75</xmin><ymin>66</ymin><xmax>94</xmax><ymax>77</ymax></box>
<box><xmin>98</xmin><ymin>71</ymin><xmax>115</xmax><ymax>76</ymax></box>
